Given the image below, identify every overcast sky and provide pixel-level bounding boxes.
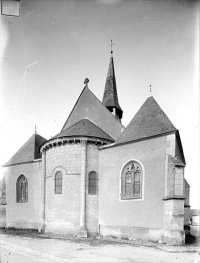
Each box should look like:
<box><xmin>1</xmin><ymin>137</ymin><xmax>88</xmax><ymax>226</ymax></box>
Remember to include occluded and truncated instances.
<box><xmin>0</xmin><ymin>0</ymin><xmax>199</xmax><ymax>208</ymax></box>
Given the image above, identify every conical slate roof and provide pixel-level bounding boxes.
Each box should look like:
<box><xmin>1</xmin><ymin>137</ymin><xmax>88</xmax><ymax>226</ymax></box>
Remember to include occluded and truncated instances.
<box><xmin>116</xmin><ymin>96</ymin><xmax>177</xmax><ymax>145</ymax></box>
<box><xmin>54</xmin><ymin>118</ymin><xmax>115</xmax><ymax>142</ymax></box>
<box><xmin>4</xmin><ymin>134</ymin><xmax>47</xmax><ymax>167</ymax></box>
<box><xmin>61</xmin><ymin>86</ymin><xmax>124</xmax><ymax>140</ymax></box>
<box><xmin>102</xmin><ymin>56</ymin><xmax>123</xmax><ymax>114</ymax></box>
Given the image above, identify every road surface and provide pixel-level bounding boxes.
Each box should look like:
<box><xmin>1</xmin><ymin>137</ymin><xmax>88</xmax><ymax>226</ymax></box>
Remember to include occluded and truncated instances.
<box><xmin>0</xmin><ymin>233</ymin><xmax>198</xmax><ymax>263</ymax></box>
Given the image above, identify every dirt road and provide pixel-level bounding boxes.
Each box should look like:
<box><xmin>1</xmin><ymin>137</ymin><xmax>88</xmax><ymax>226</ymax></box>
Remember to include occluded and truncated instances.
<box><xmin>0</xmin><ymin>232</ymin><xmax>198</xmax><ymax>263</ymax></box>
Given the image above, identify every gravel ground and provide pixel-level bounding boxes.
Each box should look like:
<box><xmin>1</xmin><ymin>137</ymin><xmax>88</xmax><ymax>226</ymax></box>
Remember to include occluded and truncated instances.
<box><xmin>0</xmin><ymin>228</ymin><xmax>199</xmax><ymax>253</ymax></box>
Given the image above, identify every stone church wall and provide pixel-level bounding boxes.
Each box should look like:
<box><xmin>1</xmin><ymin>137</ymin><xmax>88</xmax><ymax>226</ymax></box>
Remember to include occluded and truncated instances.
<box><xmin>45</xmin><ymin>143</ymin><xmax>81</xmax><ymax>234</ymax></box>
<box><xmin>98</xmin><ymin>136</ymin><xmax>167</xmax><ymax>241</ymax></box>
<box><xmin>5</xmin><ymin>161</ymin><xmax>43</xmax><ymax>229</ymax></box>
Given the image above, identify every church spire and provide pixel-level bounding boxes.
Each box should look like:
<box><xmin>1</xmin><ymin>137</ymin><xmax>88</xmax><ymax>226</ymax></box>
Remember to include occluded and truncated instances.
<box><xmin>102</xmin><ymin>41</ymin><xmax>123</xmax><ymax>122</ymax></box>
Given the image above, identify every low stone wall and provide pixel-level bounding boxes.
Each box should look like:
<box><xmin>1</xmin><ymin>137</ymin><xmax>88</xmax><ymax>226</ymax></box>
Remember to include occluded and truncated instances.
<box><xmin>0</xmin><ymin>205</ymin><xmax>6</xmax><ymax>227</ymax></box>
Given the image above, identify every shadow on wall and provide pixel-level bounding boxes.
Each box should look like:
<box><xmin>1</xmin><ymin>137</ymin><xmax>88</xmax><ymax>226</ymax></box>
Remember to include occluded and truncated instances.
<box><xmin>185</xmin><ymin>225</ymin><xmax>200</xmax><ymax>246</ymax></box>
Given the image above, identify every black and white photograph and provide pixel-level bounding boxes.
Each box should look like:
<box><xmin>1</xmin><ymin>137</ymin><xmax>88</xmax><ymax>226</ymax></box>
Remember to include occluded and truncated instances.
<box><xmin>0</xmin><ymin>0</ymin><xmax>199</xmax><ymax>262</ymax></box>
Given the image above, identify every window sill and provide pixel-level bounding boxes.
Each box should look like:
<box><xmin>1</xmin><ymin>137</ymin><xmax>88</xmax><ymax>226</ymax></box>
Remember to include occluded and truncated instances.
<box><xmin>120</xmin><ymin>196</ymin><xmax>143</xmax><ymax>201</ymax></box>
<box><xmin>121</xmin><ymin>198</ymin><xmax>142</xmax><ymax>200</ymax></box>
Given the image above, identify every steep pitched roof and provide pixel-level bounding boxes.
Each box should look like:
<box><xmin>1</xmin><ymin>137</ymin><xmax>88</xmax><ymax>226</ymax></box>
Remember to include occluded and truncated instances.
<box><xmin>168</xmin><ymin>155</ymin><xmax>185</xmax><ymax>167</ymax></box>
<box><xmin>192</xmin><ymin>210</ymin><xmax>200</xmax><ymax>216</ymax></box>
<box><xmin>189</xmin><ymin>209</ymin><xmax>200</xmax><ymax>218</ymax></box>
<box><xmin>116</xmin><ymin>96</ymin><xmax>177</xmax><ymax>145</ymax></box>
<box><xmin>4</xmin><ymin>134</ymin><xmax>47</xmax><ymax>167</ymax></box>
<box><xmin>102</xmin><ymin>56</ymin><xmax>123</xmax><ymax>114</ymax></box>
<box><xmin>54</xmin><ymin>119</ymin><xmax>114</xmax><ymax>142</ymax></box>
<box><xmin>61</xmin><ymin>86</ymin><xmax>124</xmax><ymax>140</ymax></box>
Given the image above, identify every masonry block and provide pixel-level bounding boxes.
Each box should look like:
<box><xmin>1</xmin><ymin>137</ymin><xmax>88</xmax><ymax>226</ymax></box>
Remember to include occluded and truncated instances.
<box><xmin>162</xmin><ymin>229</ymin><xmax>185</xmax><ymax>245</ymax></box>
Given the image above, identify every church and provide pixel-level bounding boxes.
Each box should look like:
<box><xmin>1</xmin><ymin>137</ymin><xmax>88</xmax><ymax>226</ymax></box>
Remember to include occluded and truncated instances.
<box><xmin>2</xmin><ymin>51</ymin><xmax>190</xmax><ymax>245</ymax></box>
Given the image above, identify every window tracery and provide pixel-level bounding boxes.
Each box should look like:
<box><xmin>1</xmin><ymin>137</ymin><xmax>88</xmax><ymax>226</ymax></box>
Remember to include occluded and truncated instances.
<box><xmin>121</xmin><ymin>161</ymin><xmax>142</xmax><ymax>200</ymax></box>
<box><xmin>16</xmin><ymin>175</ymin><xmax>28</xmax><ymax>203</ymax></box>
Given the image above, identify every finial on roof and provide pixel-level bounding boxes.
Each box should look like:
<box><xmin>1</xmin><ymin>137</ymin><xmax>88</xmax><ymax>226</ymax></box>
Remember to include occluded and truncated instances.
<box><xmin>149</xmin><ymin>84</ymin><xmax>152</xmax><ymax>96</ymax></box>
<box><xmin>84</xmin><ymin>78</ymin><xmax>89</xmax><ymax>88</ymax></box>
<box><xmin>35</xmin><ymin>125</ymin><xmax>37</xmax><ymax>134</ymax></box>
<box><xmin>108</xmin><ymin>39</ymin><xmax>115</xmax><ymax>57</ymax></box>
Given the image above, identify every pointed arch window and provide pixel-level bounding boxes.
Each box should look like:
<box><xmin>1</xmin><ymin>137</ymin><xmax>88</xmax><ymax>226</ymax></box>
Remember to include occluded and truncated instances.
<box><xmin>88</xmin><ymin>171</ymin><xmax>98</xmax><ymax>195</ymax></box>
<box><xmin>16</xmin><ymin>175</ymin><xmax>28</xmax><ymax>203</ymax></box>
<box><xmin>121</xmin><ymin>161</ymin><xmax>142</xmax><ymax>200</ymax></box>
<box><xmin>55</xmin><ymin>171</ymin><xmax>63</xmax><ymax>194</ymax></box>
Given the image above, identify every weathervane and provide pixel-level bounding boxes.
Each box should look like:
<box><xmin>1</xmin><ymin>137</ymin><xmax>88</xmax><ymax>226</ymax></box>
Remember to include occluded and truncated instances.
<box><xmin>108</xmin><ymin>39</ymin><xmax>115</xmax><ymax>56</ymax></box>
<box><xmin>149</xmin><ymin>84</ymin><xmax>152</xmax><ymax>96</ymax></box>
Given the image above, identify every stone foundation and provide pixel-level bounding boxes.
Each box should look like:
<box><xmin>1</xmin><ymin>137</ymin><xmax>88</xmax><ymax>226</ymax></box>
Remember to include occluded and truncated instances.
<box><xmin>162</xmin><ymin>229</ymin><xmax>185</xmax><ymax>245</ymax></box>
<box><xmin>0</xmin><ymin>205</ymin><xmax>6</xmax><ymax>228</ymax></box>
<box><xmin>77</xmin><ymin>227</ymin><xmax>88</xmax><ymax>238</ymax></box>
<box><xmin>100</xmin><ymin>225</ymin><xmax>164</xmax><ymax>242</ymax></box>
<box><xmin>6</xmin><ymin>220</ymin><xmax>40</xmax><ymax>230</ymax></box>
<box><xmin>100</xmin><ymin>225</ymin><xmax>185</xmax><ymax>245</ymax></box>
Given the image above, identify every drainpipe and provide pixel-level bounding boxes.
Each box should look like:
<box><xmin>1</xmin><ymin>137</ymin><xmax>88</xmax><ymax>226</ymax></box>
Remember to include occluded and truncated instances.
<box><xmin>78</xmin><ymin>140</ymin><xmax>88</xmax><ymax>237</ymax></box>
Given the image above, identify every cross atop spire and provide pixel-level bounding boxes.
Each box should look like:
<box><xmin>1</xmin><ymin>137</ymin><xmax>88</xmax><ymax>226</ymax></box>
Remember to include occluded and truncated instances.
<box><xmin>84</xmin><ymin>78</ymin><xmax>89</xmax><ymax>88</ymax></box>
<box><xmin>108</xmin><ymin>39</ymin><xmax>115</xmax><ymax>56</ymax></box>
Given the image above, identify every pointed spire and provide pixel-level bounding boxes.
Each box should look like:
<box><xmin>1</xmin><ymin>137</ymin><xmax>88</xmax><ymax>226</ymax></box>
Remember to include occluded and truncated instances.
<box><xmin>102</xmin><ymin>45</ymin><xmax>123</xmax><ymax>121</ymax></box>
<box><xmin>35</xmin><ymin>124</ymin><xmax>37</xmax><ymax>134</ymax></box>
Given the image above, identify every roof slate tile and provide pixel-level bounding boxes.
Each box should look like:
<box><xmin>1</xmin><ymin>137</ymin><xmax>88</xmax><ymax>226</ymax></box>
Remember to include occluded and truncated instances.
<box><xmin>54</xmin><ymin>118</ymin><xmax>115</xmax><ymax>142</ymax></box>
<box><xmin>4</xmin><ymin>134</ymin><xmax>47</xmax><ymax>167</ymax></box>
<box><xmin>116</xmin><ymin>96</ymin><xmax>177</xmax><ymax>145</ymax></box>
<box><xmin>102</xmin><ymin>56</ymin><xmax>122</xmax><ymax>112</ymax></box>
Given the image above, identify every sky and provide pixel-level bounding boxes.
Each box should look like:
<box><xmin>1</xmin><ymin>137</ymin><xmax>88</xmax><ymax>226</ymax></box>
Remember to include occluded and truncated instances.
<box><xmin>0</xmin><ymin>0</ymin><xmax>199</xmax><ymax>208</ymax></box>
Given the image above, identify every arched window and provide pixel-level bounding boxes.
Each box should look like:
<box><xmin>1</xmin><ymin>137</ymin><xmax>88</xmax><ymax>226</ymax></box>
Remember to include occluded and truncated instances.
<box><xmin>121</xmin><ymin>161</ymin><xmax>142</xmax><ymax>200</ymax></box>
<box><xmin>88</xmin><ymin>171</ymin><xmax>98</xmax><ymax>195</ymax></box>
<box><xmin>55</xmin><ymin>171</ymin><xmax>62</xmax><ymax>194</ymax></box>
<box><xmin>16</xmin><ymin>175</ymin><xmax>28</xmax><ymax>203</ymax></box>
